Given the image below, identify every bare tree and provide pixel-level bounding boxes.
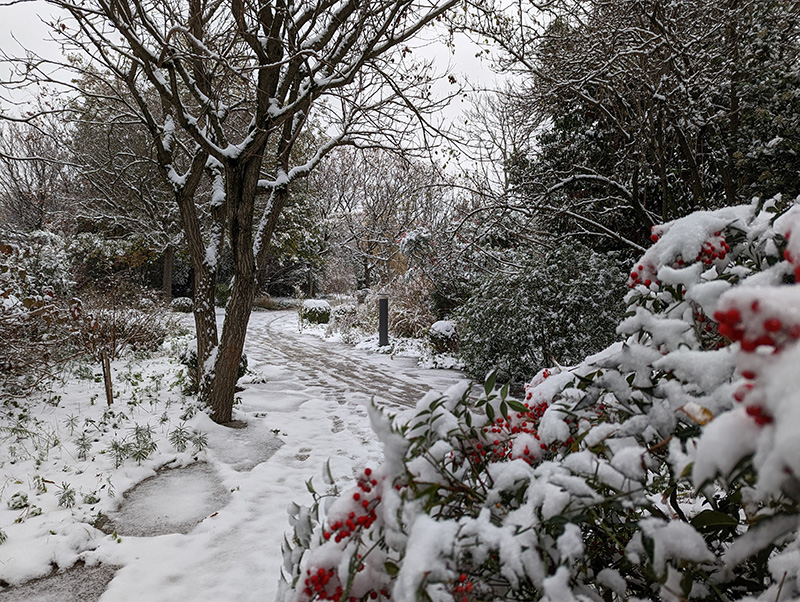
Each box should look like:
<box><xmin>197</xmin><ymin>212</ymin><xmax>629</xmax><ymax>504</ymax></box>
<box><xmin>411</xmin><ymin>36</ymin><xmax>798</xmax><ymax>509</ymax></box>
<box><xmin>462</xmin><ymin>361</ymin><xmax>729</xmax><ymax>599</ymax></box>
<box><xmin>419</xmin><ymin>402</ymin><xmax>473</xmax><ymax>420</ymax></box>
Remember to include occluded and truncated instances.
<box><xmin>0</xmin><ymin>117</ymin><xmax>73</xmax><ymax>234</ymax></box>
<box><xmin>310</xmin><ymin>147</ymin><xmax>447</xmax><ymax>289</ymax></box>
<box><xmin>10</xmin><ymin>0</ymin><xmax>461</xmax><ymax>423</ymax></box>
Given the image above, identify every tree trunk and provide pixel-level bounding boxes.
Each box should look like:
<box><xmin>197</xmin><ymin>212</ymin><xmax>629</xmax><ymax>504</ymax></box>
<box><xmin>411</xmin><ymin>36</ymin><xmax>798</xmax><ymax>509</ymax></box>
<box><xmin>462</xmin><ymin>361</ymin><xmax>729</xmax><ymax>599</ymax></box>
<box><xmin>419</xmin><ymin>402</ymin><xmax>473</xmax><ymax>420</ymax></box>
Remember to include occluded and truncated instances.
<box><xmin>194</xmin><ymin>265</ymin><xmax>219</xmax><ymax>398</ymax></box>
<box><xmin>162</xmin><ymin>244</ymin><xmax>174</xmax><ymax>301</ymax></box>
<box><xmin>206</xmin><ymin>158</ymin><xmax>261</xmax><ymax>423</ymax></box>
<box><xmin>208</xmin><ymin>271</ymin><xmax>255</xmax><ymax>422</ymax></box>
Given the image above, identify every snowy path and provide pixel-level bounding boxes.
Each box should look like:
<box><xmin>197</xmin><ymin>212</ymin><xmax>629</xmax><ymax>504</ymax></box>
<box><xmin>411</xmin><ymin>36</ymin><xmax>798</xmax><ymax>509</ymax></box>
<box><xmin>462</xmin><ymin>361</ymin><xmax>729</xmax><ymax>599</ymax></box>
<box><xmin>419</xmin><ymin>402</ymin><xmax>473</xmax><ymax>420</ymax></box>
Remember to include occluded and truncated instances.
<box><xmin>0</xmin><ymin>310</ymin><xmax>466</xmax><ymax>602</ymax></box>
<box><xmin>243</xmin><ymin>310</ymin><xmax>465</xmax><ymax>410</ymax></box>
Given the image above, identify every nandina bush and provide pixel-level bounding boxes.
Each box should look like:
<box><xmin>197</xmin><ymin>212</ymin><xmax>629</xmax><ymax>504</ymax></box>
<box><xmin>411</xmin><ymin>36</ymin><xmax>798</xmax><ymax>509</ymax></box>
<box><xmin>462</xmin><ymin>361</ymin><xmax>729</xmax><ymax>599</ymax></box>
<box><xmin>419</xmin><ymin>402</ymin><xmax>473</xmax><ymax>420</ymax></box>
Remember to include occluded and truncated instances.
<box><xmin>455</xmin><ymin>243</ymin><xmax>626</xmax><ymax>385</ymax></box>
<box><xmin>280</xmin><ymin>195</ymin><xmax>800</xmax><ymax>601</ymax></box>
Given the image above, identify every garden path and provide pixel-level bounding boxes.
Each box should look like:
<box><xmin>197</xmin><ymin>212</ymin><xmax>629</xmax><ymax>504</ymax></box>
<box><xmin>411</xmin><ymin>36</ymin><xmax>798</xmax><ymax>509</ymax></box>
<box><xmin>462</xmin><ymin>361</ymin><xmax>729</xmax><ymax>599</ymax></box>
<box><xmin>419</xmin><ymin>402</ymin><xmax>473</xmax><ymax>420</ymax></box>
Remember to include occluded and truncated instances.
<box><xmin>0</xmin><ymin>310</ymin><xmax>465</xmax><ymax>602</ymax></box>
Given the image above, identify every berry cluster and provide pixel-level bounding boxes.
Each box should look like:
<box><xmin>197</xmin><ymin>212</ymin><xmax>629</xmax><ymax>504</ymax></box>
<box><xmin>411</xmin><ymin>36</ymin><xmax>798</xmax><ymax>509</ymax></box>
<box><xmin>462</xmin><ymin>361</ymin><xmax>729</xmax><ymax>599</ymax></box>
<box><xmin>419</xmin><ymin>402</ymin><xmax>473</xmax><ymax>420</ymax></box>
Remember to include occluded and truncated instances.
<box><xmin>469</xmin><ymin>397</ymin><xmax>577</xmax><ymax>467</ymax></box>
<box><xmin>714</xmin><ymin>290</ymin><xmax>800</xmax><ymax>426</ymax></box>
<box><xmin>301</xmin><ymin>568</ymin><xmax>389</xmax><ymax>602</ymax></box>
<box><xmin>323</xmin><ymin>468</ymin><xmax>381</xmax><ymax>543</ymax></box>
<box><xmin>301</xmin><ymin>469</ymin><xmax>388</xmax><ymax>602</ymax></box>
<box><xmin>783</xmin><ymin>246</ymin><xmax>800</xmax><ymax>284</ymax></box>
<box><xmin>303</xmin><ymin>568</ymin><xmax>342</xmax><ymax>601</ymax></box>
<box><xmin>452</xmin><ymin>573</ymin><xmax>474</xmax><ymax>602</ymax></box>
<box><xmin>627</xmin><ymin>262</ymin><xmax>658</xmax><ymax>289</ymax></box>
<box><xmin>713</xmin><ymin>302</ymin><xmax>800</xmax><ymax>352</ymax></box>
<box><xmin>695</xmin><ymin>231</ymin><xmax>729</xmax><ymax>266</ymax></box>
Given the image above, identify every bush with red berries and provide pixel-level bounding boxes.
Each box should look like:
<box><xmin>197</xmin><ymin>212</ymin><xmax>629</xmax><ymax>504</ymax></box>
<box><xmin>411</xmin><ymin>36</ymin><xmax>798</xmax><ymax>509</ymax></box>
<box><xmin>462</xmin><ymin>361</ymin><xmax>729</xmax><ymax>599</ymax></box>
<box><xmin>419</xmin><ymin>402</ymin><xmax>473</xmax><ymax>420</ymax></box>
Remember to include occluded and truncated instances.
<box><xmin>280</xmin><ymin>195</ymin><xmax>800</xmax><ymax>601</ymax></box>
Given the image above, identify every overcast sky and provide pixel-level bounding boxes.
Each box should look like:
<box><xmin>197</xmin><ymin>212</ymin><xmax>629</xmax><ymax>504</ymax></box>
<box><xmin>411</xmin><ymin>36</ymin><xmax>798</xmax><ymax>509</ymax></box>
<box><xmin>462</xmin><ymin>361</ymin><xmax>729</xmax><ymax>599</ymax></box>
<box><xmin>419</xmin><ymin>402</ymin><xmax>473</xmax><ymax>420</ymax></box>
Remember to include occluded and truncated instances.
<box><xmin>0</xmin><ymin>0</ymin><xmax>504</xmax><ymax>165</ymax></box>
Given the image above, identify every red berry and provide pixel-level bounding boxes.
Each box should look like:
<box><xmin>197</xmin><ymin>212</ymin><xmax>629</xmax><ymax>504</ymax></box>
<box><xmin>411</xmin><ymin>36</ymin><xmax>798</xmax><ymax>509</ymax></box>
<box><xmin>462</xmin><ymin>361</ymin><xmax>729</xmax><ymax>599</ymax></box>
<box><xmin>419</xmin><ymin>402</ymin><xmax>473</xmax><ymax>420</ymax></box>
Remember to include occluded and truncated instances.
<box><xmin>741</xmin><ymin>339</ymin><xmax>758</xmax><ymax>352</ymax></box>
<box><xmin>718</xmin><ymin>322</ymin><xmax>735</xmax><ymax>339</ymax></box>
<box><xmin>764</xmin><ymin>318</ymin><xmax>782</xmax><ymax>332</ymax></box>
<box><xmin>755</xmin><ymin>335</ymin><xmax>774</xmax><ymax>347</ymax></box>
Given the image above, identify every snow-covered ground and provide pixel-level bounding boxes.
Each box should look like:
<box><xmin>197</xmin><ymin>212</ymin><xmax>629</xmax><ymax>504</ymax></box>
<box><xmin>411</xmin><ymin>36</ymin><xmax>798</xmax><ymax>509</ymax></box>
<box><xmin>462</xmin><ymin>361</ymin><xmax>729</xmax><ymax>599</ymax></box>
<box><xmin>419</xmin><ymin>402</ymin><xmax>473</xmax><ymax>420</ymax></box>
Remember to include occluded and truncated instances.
<box><xmin>0</xmin><ymin>310</ymin><xmax>466</xmax><ymax>601</ymax></box>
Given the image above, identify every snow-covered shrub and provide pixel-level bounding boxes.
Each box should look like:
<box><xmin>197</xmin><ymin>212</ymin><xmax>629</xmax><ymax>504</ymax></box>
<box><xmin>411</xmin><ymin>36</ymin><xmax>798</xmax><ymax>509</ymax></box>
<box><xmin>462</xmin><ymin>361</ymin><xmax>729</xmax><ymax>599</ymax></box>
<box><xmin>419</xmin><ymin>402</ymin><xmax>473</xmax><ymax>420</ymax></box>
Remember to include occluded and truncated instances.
<box><xmin>68</xmin><ymin>233</ymin><xmax>157</xmax><ymax>289</ymax></box>
<box><xmin>170</xmin><ymin>296</ymin><xmax>193</xmax><ymax>313</ymax></box>
<box><xmin>325</xmin><ymin>299</ymin><xmax>377</xmax><ymax>344</ymax></box>
<box><xmin>327</xmin><ymin>303</ymin><xmax>357</xmax><ymax>329</ymax></box>
<box><xmin>1</xmin><ymin>240</ymin><xmax>75</xmax><ymax>397</ymax></box>
<box><xmin>429</xmin><ymin>320</ymin><xmax>458</xmax><ymax>353</ymax></box>
<box><xmin>280</xmin><ymin>195</ymin><xmax>800</xmax><ymax>601</ymax></box>
<box><xmin>300</xmin><ymin>300</ymin><xmax>332</xmax><ymax>324</ymax></box>
<box><xmin>456</xmin><ymin>243</ymin><xmax>626</xmax><ymax>385</ymax></box>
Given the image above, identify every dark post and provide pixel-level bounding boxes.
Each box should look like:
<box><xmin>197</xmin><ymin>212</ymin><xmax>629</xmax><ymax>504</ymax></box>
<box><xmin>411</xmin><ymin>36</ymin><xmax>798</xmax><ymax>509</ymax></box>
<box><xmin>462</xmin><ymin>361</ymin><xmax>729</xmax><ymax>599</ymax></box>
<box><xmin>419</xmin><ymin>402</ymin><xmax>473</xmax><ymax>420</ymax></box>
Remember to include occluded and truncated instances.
<box><xmin>378</xmin><ymin>293</ymin><xmax>389</xmax><ymax>346</ymax></box>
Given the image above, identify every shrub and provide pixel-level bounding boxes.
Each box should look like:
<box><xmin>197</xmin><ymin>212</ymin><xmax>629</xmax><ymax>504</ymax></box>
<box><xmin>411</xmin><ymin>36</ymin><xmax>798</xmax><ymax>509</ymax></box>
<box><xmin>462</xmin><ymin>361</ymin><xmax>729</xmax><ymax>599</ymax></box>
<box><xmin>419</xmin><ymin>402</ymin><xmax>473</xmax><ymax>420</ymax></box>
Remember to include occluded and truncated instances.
<box><xmin>69</xmin><ymin>289</ymin><xmax>169</xmax><ymax>362</ymax></box>
<box><xmin>456</xmin><ymin>243</ymin><xmax>627</xmax><ymax>385</ymax></box>
<box><xmin>1</xmin><ymin>242</ymin><xmax>74</xmax><ymax>397</ymax></box>
<box><xmin>68</xmin><ymin>233</ymin><xmax>157</xmax><ymax>289</ymax></box>
<box><xmin>325</xmin><ymin>299</ymin><xmax>377</xmax><ymax>344</ymax></box>
<box><xmin>170</xmin><ymin>297</ymin><xmax>193</xmax><ymax>313</ymax></box>
<box><xmin>384</xmin><ymin>271</ymin><xmax>436</xmax><ymax>339</ymax></box>
<box><xmin>280</xmin><ymin>195</ymin><xmax>800</xmax><ymax>602</ymax></box>
<box><xmin>429</xmin><ymin>320</ymin><xmax>458</xmax><ymax>353</ymax></box>
<box><xmin>300</xmin><ymin>300</ymin><xmax>332</xmax><ymax>324</ymax></box>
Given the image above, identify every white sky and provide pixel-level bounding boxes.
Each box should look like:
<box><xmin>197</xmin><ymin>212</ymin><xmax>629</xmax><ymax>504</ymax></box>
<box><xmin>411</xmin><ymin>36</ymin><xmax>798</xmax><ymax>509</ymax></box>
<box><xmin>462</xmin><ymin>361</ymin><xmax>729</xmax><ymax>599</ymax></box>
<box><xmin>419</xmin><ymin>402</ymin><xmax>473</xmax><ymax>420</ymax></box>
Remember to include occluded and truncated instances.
<box><xmin>0</xmin><ymin>0</ymin><xmax>65</xmax><ymax>109</ymax></box>
<box><xmin>1</xmin><ymin>2</ymin><xmax>503</xmax><ymax>114</ymax></box>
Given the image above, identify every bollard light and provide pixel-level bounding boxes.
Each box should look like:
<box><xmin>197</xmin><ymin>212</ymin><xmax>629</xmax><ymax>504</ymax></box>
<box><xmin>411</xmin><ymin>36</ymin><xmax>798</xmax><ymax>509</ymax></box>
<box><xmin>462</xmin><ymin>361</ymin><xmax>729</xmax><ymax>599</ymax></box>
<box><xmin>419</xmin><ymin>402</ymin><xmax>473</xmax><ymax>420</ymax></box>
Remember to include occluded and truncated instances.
<box><xmin>378</xmin><ymin>292</ymin><xmax>389</xmax><ymax>346</ymax></box>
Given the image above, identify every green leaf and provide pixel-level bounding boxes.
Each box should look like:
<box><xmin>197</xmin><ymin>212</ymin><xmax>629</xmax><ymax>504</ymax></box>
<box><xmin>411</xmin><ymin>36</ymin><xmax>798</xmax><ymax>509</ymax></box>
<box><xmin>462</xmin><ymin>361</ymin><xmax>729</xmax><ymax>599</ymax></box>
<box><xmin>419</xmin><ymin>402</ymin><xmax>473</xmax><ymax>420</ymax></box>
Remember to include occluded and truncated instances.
<box><xmin>500</xmin><ymin>382</ymin><xmax>509</xmax><ymax>401</ymax></box>
<box><xmin>485</xmin><ymin>403</ymin><xmax>495</xmax><ymax>422</ymax></box>
<box><xmin>305</xmin><ymin>478</ymin><xmax>316</xmax><ymax>494</ymax></box>
<box><xmin>507</xmin><ymin>399</ymin><xmax>528</xmax><ymax>413</ymax></box>
<box><xmin>500</xmin><ymin>400</ymin><xmax>508</xmax><ymax>420</ymax></box>
<box><xmin>484</xmin><ymin>370</ymin><xmax>497</xmax><ymax>397</ymax></box>
<box><xmin>384</xmin><ymin>561</ymin><xmax>399</xmax><ymax>577</ymax></box>
<box><xmin>690</xmin><ymin>510</ymin><xmax>738</xmax><ymax>531</ymax></box>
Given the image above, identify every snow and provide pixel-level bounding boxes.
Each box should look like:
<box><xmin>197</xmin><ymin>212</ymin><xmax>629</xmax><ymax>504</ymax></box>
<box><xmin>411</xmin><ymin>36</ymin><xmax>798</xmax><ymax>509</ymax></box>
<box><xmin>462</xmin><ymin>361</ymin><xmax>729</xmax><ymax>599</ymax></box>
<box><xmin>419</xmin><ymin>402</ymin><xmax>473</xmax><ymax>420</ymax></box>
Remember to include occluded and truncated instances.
<box><xmin>393</xmin><ymin>516</ymin><xmax>459</xmax><ymax>602</ymax></box>
<box><xmin>301</xmin><ymin>299</ymin><xmax>331</xmax><ymax>311</ymax></box>
<box><xmin>430</xmin><ymin>320</ymin><xmax>455</xmax><ymax>337</ymax></box>
<box><xmin>0</xmin><ymin>310</ymin><xmax>465</xmax><ymax>601</ymax></box>
<box><xmin>637</xmin><ymin>518</ymin><xmax>715</xmax><ymax>575</ymax></box>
